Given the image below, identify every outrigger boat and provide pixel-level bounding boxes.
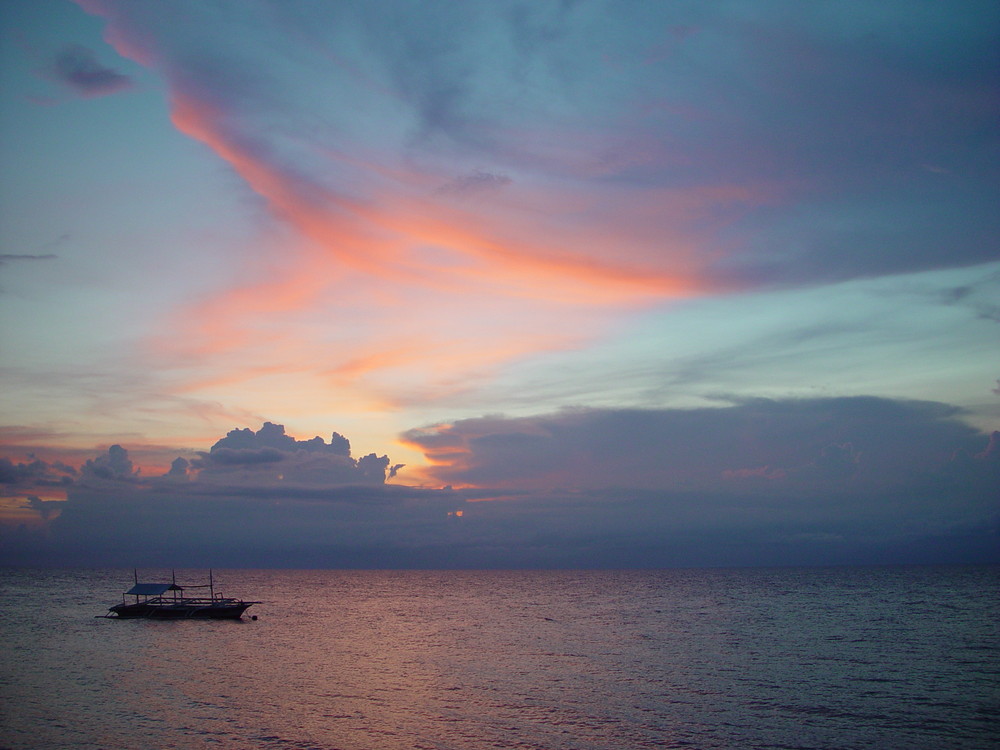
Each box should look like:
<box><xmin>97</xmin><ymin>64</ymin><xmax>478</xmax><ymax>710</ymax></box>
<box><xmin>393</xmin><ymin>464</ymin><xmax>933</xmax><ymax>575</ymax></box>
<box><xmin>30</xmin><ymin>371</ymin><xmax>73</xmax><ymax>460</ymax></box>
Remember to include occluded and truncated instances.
<box><xmin>103</xmin><ymin>570</ymin><xmax>259</xmax><ymax>619</ymax></box>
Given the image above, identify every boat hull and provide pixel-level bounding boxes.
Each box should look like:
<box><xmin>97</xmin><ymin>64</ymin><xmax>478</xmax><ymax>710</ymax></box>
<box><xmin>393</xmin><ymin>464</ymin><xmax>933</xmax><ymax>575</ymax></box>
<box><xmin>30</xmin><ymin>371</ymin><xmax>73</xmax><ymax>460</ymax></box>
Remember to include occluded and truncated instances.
<box><xmin>109</xmin><ymin>601</ymin><xmax>253</xmax><ymax>619</ymax></box>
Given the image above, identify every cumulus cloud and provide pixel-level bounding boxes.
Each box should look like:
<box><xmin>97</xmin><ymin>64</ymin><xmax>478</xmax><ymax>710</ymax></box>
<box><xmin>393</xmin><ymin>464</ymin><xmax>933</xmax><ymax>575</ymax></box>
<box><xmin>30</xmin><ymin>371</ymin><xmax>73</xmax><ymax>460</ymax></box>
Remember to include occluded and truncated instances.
<box><xmin>1</xmin><ymin>422</ymin><xmax>403</xmax><ymax>516</ymax></box>
<box><xmin>190</xmin><ymin>422</ymin><xmax>394</xmax><ymax>486</ymax></box>
<box><xmin>45</xmin><ymin>44</ymin><xmax>132</xmax><ymax>97</ymax></box>
<box><xmin>166</xmin><ymin>457</ymin><xmax>190</xmax><ymax>479</ymax></box>
<box><xmin>208</xmin><ymin>422</ymin><xmax>351</xmax><ymax>455</ymax></box>
<box><xmin>0</xmin><ymin>421</ymin><xmax>460</xmax><ymax>566</ymax></box>
<box><xmin>0</xmin><ymin>456</ymin><xmax>75</xmax><ymax>487</ymax></box>
<box><xmin>80</xmin><ymin>444</ymin><xmax>138</xmax><ymax>482</ymax></box>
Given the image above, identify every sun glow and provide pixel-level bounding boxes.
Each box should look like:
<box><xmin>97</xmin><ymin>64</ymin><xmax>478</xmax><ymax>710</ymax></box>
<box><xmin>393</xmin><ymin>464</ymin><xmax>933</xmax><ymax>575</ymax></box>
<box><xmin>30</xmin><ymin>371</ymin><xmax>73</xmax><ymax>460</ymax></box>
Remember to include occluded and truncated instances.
<box><xmin>0</xmin><ymin>492</ymin><xmax>65</xmax><ymax>527</ymax></box>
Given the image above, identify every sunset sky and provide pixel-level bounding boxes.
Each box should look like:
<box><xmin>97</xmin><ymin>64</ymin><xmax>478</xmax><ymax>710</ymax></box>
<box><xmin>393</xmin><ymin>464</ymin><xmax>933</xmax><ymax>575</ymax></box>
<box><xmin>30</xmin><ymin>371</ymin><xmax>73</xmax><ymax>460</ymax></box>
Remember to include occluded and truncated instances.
<box><xmin>1</xmin><ymin>0</ymin><xmax>997</xmax><ymax>567</ymax></box>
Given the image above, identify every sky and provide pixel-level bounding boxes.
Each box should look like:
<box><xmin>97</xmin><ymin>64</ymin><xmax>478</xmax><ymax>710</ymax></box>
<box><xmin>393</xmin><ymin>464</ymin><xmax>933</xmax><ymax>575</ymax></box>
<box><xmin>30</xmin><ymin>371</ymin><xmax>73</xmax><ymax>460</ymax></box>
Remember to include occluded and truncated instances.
<box><xmin>1</xmin><ymin>0</ymin><xmax>997</xmax><ymax>568</ymax></box>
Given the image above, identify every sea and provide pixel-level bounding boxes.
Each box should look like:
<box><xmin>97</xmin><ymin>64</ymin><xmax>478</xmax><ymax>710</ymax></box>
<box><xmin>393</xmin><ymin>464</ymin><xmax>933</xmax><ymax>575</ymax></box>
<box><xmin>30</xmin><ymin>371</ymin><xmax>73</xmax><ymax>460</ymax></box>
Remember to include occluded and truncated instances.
<box><xmin>1</xmin><ymin>566</ymin><xmax>997</xmax><ymax>750</ymax></box>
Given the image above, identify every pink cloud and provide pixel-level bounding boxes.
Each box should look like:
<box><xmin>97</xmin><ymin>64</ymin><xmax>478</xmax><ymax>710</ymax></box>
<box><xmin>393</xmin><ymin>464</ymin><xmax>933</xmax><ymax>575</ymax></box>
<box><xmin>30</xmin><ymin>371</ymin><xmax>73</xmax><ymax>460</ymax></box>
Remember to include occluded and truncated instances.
<box><xmin>75</xmin><ymin>2</ymin><xmax>750</xmax><ymax>299</ymax></box>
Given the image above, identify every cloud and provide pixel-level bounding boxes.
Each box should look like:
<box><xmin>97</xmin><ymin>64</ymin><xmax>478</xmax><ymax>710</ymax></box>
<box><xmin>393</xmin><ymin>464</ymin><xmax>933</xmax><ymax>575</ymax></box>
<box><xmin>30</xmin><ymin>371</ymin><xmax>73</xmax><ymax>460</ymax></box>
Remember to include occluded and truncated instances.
<box><xmin>21</xmin><ymin>1</ymin><xmax>972</xmax><ymax>449</ymax></box>
<box><xmin>60</xmin><ymin>0</ymin><xmax>997</xmax><ymax>420</ymax></box>
<box><xmin>810</xmin><ymin>442</ymin><xmax>861</xmax><ymax>480</ymax></box>
<box><xmin>0</xmin><ymin>254</ymin><xmax>58</xmax><ymax>266</ymax></box>
<box><xmin>189</xmin><ymin>422</ymin><xmax>394</xmax><ymax>486</ymax></box>
<box><xmin>975</xmin><ymin>431</ymin><xmax>1000</xmax><ymax>462</ymax></box>
<box><xmin>0</xmin><ymin>455</ymin><xmax>74</xmax><ymax>532</ymax></box>
<box><xmin>76</xmin><ymin>0</ymin><xmax>999</xmax><ymax>295</ymax></box>
<box><xmin>4</xmin><ymin>2</ymin><xmax>998</xmax><ymax>567</ymax></box>
<box><xmin>402</xmin><ymin>397</ymin><xmax>989</xmax><ymax>492</ymax></box>
<box><xmin>166</xmin><ymin>457</ymin><xmax>189</xmax><ymax>478</ymax></box>
<box><xmin>0</xmin><ymin>422</ymin><xmax>458</xmax><ymax>566</ymax></box>
<box><xmin>0</xmin><ymin>253</ymin><xmax>59</xmax><ymax>294</ymax></box>
<box><xmin>437</xmin><ymin>169</ymin><xmax>512</xmax><ymax>196</ymax></box>
<box><xmin>939</xmin><ymin>271</ymin><xmax>1000</xmax><ymax>323</ymax></box>
<box><xmin>208</xmin><ymin>421</ymin><xmax>351</xmax><ymax>456</ymax></box>
<box><xmin>0</xmin><ymin>456</ymin><xmax>76</xmax><ymax>488</ymax></box>
<box><xmin>2</xmin><ymin>401</ymin><xmax>997</xmax><ymax>567</ymax></box>
<box><xmin>80</xmin><ymin>444</ymin><xmax>138</xmax><ymax>482</ymax></box>
<box><xmin>44</xmin><ymin>44</ymin><xmax>132</xmax><ymax>97</ymax></box>
<box><xmin>24</xmin><ymin>495</ymin><xmax>63</xmax><ymax>521</ymax></box>
<box><xmin>393</xmin><ymin>397</ymin><xmax>999</xmax><ymax>565</ymax></box>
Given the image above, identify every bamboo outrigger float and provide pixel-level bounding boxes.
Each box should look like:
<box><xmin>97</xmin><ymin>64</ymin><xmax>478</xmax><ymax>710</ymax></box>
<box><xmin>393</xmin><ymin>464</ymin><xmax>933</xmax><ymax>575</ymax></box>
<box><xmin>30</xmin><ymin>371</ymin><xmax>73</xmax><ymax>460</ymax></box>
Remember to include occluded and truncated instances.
<box><xmin>103</xmin><ymin>570</ymin><xmax>259</xmax><ymax>619</ymax></box>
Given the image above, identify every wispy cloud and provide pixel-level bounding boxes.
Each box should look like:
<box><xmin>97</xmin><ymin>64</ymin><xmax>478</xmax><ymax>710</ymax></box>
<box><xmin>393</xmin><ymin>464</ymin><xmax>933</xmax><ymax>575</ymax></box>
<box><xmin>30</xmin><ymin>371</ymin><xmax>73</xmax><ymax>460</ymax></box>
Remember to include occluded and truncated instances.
<box><xmin>43</xmin><ymin>43</ymin><xmax>132</xmax><ymax>98</ymax></box>
<box><xmin>73</xmin><ymin>0</ymin><xmax>997</xmax><ymax>332</ymax></box>
<box><xmin>0</xmin><ymin>253</ymin><xmax>57</xmax><ymax>266</ymax></box>
<box><xmin>437</xmin><ymin>169</ymin><xmax>512</xmax><ymax>197</ymax></box>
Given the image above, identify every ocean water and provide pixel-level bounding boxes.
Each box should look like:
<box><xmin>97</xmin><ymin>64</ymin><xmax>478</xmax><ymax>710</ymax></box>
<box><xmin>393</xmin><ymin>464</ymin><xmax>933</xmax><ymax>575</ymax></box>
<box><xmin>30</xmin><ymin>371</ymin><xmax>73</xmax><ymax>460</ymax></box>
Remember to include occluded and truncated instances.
<box><xmin>0</xmin><ymin>567</ymin><xmax>997</xmax><ymax>750</ymax></box>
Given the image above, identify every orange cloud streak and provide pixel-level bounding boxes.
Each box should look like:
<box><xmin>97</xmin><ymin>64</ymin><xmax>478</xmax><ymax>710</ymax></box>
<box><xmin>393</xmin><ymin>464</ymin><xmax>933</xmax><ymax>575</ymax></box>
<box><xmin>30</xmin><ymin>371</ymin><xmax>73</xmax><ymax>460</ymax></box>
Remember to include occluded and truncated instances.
<box><xmin>85</xmin><ymin>25</ymin><xmax>751</xmax><ymax>425</ymax></box>
<box><xmin>168</xmin><ymin>90</ymin><xmax>711</xmax><ymax>304</ymax></box>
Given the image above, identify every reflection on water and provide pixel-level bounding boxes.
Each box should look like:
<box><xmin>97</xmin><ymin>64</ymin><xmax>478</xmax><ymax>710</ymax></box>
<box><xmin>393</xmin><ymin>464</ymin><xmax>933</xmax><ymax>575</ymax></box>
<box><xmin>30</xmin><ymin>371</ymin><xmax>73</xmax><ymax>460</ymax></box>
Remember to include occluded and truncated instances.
<box><xmin>1</xmin><ymin>567</ymin><xmax>998</xmax><ymax>749</ymax></box>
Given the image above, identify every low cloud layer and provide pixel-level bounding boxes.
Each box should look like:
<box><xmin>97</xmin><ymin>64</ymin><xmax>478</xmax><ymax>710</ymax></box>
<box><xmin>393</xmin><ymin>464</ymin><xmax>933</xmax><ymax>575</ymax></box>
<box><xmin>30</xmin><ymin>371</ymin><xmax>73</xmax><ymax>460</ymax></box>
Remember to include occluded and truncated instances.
<box><xmin>402</xmin><ymin>397</ymin><xmax>996</xmax><ymax>493</ymax></box>
<box><xmin>2</xmin><ymin>400</ymin><xmax>996</xmax><ymax>568</ymax></box>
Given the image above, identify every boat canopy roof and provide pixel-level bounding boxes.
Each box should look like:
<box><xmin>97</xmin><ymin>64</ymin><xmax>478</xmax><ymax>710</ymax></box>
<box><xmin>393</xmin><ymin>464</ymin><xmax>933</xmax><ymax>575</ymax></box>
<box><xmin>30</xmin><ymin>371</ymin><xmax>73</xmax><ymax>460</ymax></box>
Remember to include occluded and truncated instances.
<box><xmin>125</xmin><ymin>583</ymin><xmax>182</xmax><ymax>595</ymax></box>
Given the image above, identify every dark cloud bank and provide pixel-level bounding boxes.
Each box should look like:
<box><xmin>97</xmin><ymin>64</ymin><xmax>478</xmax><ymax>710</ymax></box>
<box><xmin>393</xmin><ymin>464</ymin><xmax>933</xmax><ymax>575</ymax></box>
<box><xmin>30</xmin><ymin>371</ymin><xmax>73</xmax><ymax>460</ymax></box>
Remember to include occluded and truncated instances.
<box><xmin>2</xmin><ymin>402</ymin><xmax>997</xmax><ymax>568</ymax></box>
